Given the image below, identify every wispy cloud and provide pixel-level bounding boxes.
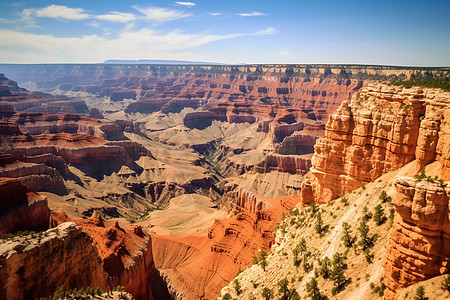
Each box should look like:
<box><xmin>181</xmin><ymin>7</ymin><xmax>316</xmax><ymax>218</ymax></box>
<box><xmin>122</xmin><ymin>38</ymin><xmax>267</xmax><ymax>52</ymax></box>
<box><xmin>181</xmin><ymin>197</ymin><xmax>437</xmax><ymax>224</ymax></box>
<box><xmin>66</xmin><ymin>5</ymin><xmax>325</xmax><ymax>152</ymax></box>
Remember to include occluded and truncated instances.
<box><xmin>0</xmin><ymin>27</ymin><xmax>272</xmax><ymax>63</ymax></box>
<box><xmin>16</xmin><ymin>5</ymin><xmax>191</xmax><ymax>24</ymax></box>
<box><xmin>133</xmin><ymin>6</ymin><xmax>191</xmax><ymax>22</ymax></box>
<box><xmin>96</xmin><ymin>12</ymin><xmax>137</xmax><ymax>23</ymax></box>
<box><xmin>175</xmin><ymin>2</ymin><xmax>196</xmax><ymax>7</ymax></box>
<box><xmin>34</xmin><ymin>5</ymin><xmax>91</xmax><ymax>21</ymax></box>
<box><xmin>255</xmin><ymin>27</ymin><xmax>277</xmax><ymax>35</ymax></box>
<box><xmin>278</xmin><ymin>50</ymin><xmax>291</xmax><ymax>56</ymax></box>
<box><xmin>237</xmin><ymin>12</ymin><xmax>267</xmax><ymax>17</ymax></box>
<box><xmin>209</xmin><ymin>12</ymin><xmax>223</xmax><ymax>16</ymax></box>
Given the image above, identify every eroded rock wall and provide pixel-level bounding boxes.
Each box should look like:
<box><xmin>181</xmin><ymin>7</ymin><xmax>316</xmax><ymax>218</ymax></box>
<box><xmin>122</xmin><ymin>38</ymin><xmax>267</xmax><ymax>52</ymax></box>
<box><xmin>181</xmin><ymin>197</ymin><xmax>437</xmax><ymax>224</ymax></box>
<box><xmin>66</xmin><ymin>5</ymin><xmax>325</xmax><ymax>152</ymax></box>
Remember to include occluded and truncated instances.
<box><xmin>383</xmin><ymin>177</ymin><xmax>450</xmax><ymax>299</ymax></box>
<box><xmin>302</xmin><ymin>84</ymin><xmax>450</xmax><ymax>203</ymax></box>
<box><xmin>0</xmin><ymin>223</ymin><xmax>107</xmax><ymax>300</ymax></box>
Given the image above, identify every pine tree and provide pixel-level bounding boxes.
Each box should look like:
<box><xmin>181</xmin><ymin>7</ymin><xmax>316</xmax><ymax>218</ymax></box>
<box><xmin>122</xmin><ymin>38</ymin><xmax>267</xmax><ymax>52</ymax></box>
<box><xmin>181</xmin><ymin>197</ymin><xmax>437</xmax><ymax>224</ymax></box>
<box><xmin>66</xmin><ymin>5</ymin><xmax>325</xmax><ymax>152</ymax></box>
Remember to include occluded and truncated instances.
<box><xmin>414</xmin><ymin>286</ymin><xmax>428</xmax><ymax>300</ymax></box>
<box><xmin>315</xmin><ymin>211</ymin><xmax>328</xmax><ymax>236</ymax></box>
<box><xmin>262</xmin><ymin>287</ymin><xmax>273</xmax><ymax>300</ymax></box>
<box><xmin>318</xmin><ymin>256</ymin><xmax>331</xmax><ymax>279</ymax></box>
<box><xmin>234</xmin><ymin>279</ymin><xmax>242</xmax><ymax>295</ymax></box>
<box><xmin>260</xmin><ymin>249</ymin><xmax>268</xmax><ymax>271</ymax></box>
<box><xmin>277</xmin><ymin>278</ymin><xmax>289</xmax><ymax>300</ymax></box>
<box><xmin>306</xmin><ymin>277</ymin><xmax>322</xmax><ymax>300</ymax></box>
<box><xmin>373</xmin><ymin>204</ymin><xmax>386</xmax><ymax>225</ymax></box>
<box><xmin>341</xmin><ymin>222</ymin><xmax>356</xmax><ymax>248</ymax></box>
<box><xmin>358</xmin><ymin>215</ymin><xmax>378</xmax><ymax>250</ymax></box>
<box><xmin>441</xmin><ymin>275</ymin><xmax>450</xmax><ymax>293</ymax></box>
<box><xmin>292</xmin><ymin>238</ymin><xmax>307</xmax><ymax>267</ymax></box>
<box><xmin>330</xmin><ymin>252</ymin><xmax>350</xmax><ymax>295</ymax></box>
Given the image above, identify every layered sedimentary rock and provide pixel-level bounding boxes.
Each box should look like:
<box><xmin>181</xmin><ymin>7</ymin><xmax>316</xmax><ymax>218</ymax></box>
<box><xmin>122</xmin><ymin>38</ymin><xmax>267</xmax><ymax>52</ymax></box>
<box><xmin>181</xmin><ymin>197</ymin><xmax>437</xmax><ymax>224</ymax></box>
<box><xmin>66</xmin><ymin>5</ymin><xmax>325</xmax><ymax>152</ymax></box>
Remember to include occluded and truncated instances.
<box><xmin>1</xmin><ymin>111</ymin><xmax>126</xmax><ymax>141</ymax></box>
<box><xmin>0</xmin><ymin>178</ymin><xmax>49</xmax><ymax>235</ymax></box>
<box><xmin>70</xmin><ymin>214</ymin><xmax>170</xmax><ymax>300</ymax></box>
<box><xmin>384</xmin><ymin>177</ymin><xmax>450</xmax><ymax>299</ymax></box>
<box><xmin>302</xmin><ymin>84</ymin><xmax>450</xmax><ymax>203</ymax></box>
<box><xmin>0</xmin><ymin>222</ymin><xmax>107</xmax><ymax>300</ymax></box>
<box><xmin>255</xmin><ymin>154</ymin><xmax>312</xmax><ymax>175</ymax></box>
<box><xmin>151</xmin><ymin>190</ymin><xmax>298</xmax><ymax>299</ymax></box>
<box><xmin>0</xmin><ymin>73</ymin><xmax>88</xmax><ymax>114</ymax></box>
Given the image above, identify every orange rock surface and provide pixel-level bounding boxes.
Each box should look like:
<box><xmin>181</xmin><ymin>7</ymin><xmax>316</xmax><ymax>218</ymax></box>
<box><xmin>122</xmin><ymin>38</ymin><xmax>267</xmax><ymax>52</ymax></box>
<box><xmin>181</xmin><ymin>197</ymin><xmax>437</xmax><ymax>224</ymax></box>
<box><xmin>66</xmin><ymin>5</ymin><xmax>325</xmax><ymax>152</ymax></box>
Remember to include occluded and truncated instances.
<box><xmin>0</xmin><ymin>178</ymin><xmax>49</xmax><ymax>235</ymax></box>
<box><xmin>0</xmin><ymin>222</ymin><xmax>107</xmax><ymax>300</ymax></box>
<box><xmin>50</xmin><ymin>212</ymin><xmax>170</xmax><ymax>300</ymax></box>
<box><xmin>151</xmin><ymin>192</ymin><xmax>299</xmax><ymax>299</ymax></box>
<box><xmin>383</xmin><ymin>177</ymin><xmax>450</xmax><ymax>299</ymax></box>
<box><xmin>302</xmin><ymin>84</ymin><xmax>450</xmax><ymax>203</ymax></box>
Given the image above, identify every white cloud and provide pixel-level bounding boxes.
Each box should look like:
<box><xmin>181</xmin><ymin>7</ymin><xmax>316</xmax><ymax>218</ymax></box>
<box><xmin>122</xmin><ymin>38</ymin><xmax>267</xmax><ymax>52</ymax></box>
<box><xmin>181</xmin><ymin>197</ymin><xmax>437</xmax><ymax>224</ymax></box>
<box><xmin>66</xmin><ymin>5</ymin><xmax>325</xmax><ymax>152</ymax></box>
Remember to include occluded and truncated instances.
<box><xmin>175</xmin><ymin>2</ymin><xmax>196</xmax><ymax>7</ymax></box>
<box><xmin>278</xmin><ymin>50</ymin><xmax>291</xmax><ymax>56</ymax></box>
<box><xmin>237</xmin><ymin>12</ymin><xmax>267</xmax><ymax>17</ymax></box>
<box><xmin>88</xmin><ymin>21</ymin><xmax>101</xmax><ymax>28</ymax></box>
<box><xmin>96</xmin><ymin>12</ymin><xmax>137</xmax><ymax>23</ymax></box>
<box><xmin>254</xmin><ymin>27</ymin><xmax>277</xmax><ymax>36</ymax></box>
<box><xmin>209</xmin><ymin>12</ymin><xmax>223</xmax><ymax>16</ymax></box>
<box><xmin>133</xmin><ymin>6</ymin><xmax>191</xmax><ymax>22</ymax></box>
<box><xmin>0</xmin><ymin>28</ymin><xmax>246</xmax><ymax>63</ymax></box>
<box><xmin>34</xmin><ymin>5</ymin><xmax>90</xmax><ymax>21</ymax></box>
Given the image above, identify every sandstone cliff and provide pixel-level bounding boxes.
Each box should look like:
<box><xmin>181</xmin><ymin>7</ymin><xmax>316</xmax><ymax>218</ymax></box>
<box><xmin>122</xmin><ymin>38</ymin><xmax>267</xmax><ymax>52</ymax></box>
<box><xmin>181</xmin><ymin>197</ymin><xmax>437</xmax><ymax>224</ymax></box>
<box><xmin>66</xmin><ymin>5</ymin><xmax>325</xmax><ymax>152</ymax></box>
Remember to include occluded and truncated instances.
<box><xmin>383</xmin><ymin>177</ymin><xmax>450</xmax><ymax>299</ymax></box>
<box><xmin>0</xmin><ymin>222</ymin><xmax>107</xmax><ymax>300</ymax></box>
<box><xmin>0</xmin><ymin>178</ymin><xmax>49</xmax><ymax>235</ymax></box>
<box><xmin>151</xmin><ymin>192</ymin><xmax>299</xmax><ymax>299</ymax></box>
<box><xmin>302</xmin><ymin>84</ymin><xmax>450</xmax><ymax>203</ymax></box>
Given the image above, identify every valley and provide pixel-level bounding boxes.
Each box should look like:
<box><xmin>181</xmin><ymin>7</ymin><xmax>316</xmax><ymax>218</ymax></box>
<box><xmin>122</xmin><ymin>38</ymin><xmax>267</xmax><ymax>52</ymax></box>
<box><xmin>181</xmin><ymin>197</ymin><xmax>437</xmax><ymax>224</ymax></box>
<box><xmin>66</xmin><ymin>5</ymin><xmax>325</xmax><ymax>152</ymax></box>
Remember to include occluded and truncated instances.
<box><xmin>0</xmin><ymin>64</ymin><xmax>449</xmax><ymax>300</ymax></box>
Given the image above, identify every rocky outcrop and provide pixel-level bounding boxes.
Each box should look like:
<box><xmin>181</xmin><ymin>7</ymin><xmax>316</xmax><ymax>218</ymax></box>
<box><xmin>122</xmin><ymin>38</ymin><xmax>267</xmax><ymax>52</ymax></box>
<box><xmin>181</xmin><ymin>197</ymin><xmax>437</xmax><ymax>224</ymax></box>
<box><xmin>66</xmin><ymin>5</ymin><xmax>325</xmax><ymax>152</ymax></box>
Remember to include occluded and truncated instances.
<box><xmin>221</xmin><ymin>187</ymin><xmax>272</xmax><ymax>214</ymax></box>
<box><xmin>255</xmin><ymin>154</ymin><xmax>312</xmax><ymax>175</ymax></box>
<box><xmin>0</xmin><ymin>222</ymin><xmax>107</xmax><ymax>300</ymax></box>
<box><xmin>72</xmin><ymin>215</ymin><xmax>170</xmax><ymax>300</ymax></box>
<box><xmin>151</xmin><ymin>191</ymin><xmax>299</xmax><ymax>299</ymax></box>
<box><xmin>302</xmin><ymin>84</ymin><xmax>450</xmax><ymax>203</ymax></box>
<box><xmin>275</xmin><ymin>133</ymin><xmax>319</xmax><ymax>155</ymax></box>
<box><xmin>1</xmin><ymin>112</ymin><xmax>127</xmax><ymax>141</ymax></box>
<box><xmin>0</xmin><ymin>178</ymin><xmax>49</xmax><ymax>235</ymax></box>
<box><xmin>384</xmin><ymin>177</ymin><xmax>450</xmax><ymax>299</ymax></box>
<box><xmin>0</xmin><ymin>74</ymin><xmax>88</xmax><ymax>114</ymax></box>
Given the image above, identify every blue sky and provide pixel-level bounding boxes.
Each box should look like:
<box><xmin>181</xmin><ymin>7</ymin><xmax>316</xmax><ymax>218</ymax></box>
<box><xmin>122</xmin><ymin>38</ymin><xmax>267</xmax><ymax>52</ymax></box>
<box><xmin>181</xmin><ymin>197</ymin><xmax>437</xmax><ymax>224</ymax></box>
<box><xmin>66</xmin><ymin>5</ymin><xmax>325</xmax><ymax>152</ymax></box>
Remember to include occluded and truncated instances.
<box><xmin>0</xmin><ymin>0</ymin><xmax>449</xmax><ymax>65</ymax></box>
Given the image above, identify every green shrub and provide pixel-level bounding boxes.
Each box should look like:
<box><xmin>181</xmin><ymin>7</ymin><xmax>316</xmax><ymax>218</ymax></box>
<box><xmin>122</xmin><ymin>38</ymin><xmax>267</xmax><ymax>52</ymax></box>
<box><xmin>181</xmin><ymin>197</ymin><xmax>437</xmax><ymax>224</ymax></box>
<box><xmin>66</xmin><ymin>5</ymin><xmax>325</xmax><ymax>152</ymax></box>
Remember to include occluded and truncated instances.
<box><xmin>441</xmin><ymin>275</ymin><xmax>450</xmax><ymax>292</ymax></box>
<box><xmin>373</xmin><ymin>204</ymin><xmax>387</xmax><ymax>226</ymax></box>
<box><xmin>330</xmin><ymin>252</ymin><xmax>350</xmax><ymax>295</ymax></box>
<box><xmin>262</xmin><ymin>287</ymin><xmax>273</xmax><ymax>300</ymax></box>
<box><xmin>341</xmin><ymin>222</ymin><xmax>356</xmax><ymax>248</ymax></box>
<box><xmin>414</xmin><ymin>286</ymin><xmax>428</xmax><ymax>300</ymax></box>
<box><xmin>233</xmin><ymin>279</ymin><xmax>242</xmax><ymax>295</ymax></box>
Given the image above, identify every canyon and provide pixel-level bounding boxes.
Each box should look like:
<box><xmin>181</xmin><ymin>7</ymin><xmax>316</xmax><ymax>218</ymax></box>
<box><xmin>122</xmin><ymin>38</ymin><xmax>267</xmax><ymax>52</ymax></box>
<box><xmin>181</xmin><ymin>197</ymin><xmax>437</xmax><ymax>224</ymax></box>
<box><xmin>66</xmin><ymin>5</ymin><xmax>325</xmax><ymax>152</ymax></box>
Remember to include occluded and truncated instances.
<box><xmin>0</xmin><ymin>64</ymin><xmax>449</xmax><ymax>300</ymax></box>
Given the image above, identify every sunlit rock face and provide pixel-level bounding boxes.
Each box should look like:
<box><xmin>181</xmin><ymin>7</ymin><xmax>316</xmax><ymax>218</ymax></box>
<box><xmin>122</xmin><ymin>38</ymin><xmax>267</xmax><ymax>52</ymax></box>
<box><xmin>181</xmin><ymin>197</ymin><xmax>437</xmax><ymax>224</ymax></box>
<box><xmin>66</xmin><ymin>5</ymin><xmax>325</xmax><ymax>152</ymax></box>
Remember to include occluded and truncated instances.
<box><xmin>302</xmin><ymin>84</ymin><xmax>450</xmax><ymax>204</ymax></box>
<box><xmin>383</xmin><ymin>177</ymin><xmax>450</xmax><ymax>299</ymax></box>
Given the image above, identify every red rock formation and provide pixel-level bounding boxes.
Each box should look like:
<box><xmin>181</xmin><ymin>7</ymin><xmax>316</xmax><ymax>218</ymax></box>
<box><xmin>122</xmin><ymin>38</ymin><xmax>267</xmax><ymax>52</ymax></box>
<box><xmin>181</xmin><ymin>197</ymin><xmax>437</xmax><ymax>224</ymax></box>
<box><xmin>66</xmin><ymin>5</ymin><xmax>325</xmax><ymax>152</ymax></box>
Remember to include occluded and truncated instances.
<box><xmin>302</xmin><ymin>84</ymin><xmax>450</xmax><ymax>203</ymax></box>
<box><xmin>383</xmin><ymin>177</ymin><xmax>450</xmax><ymax>299</ymax></box>
<box><xmin>71</xmin><ymin>214</ymin><xmax>169</xmax><ymax>300</ymax></box>
<box><xmin>0</xmin><ymin>222</ymin><xmax>107</xmax><ymax>300</ymax></box>
<box><xmin>255</xmin><ymin>154</ymin><xmax>312</xmax><ymax>175</ymax></box>
<box><xmin>0</xmin><ymin>178</ymin><xmax>49</xmax><ymax>235</ymax></box>
<box><xmin>275</xmin><ymin>133</ymin><xmax>319</xmax><ymax>155</ymax></box>
<box><xmin>151</xmin><ymin>192</ymin><xmax>299</xmax><ymax>299</ymax></box>
<box><xmin>0</xmin><ymin>74</ymin><xmax>88</xmax><ymax>114</ymax></box>
<box><xmin>1</xmin><ymin>112</ymin><xmax>126</xmax><ymax>141</ymax></box>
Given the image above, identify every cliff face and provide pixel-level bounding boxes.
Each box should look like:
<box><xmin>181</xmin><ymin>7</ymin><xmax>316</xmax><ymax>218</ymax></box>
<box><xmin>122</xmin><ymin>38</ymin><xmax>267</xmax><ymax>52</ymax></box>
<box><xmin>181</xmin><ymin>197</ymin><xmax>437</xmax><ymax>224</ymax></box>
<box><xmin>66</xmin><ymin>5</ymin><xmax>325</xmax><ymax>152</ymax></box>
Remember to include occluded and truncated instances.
<box><xmin>70</xmin><ymin>215</ymin><xmax>170</xmax><ymax>300</ymax></box>
<box><xmin>151</xmin><ymin>192</ymin><xmax>299</xmax><ymax>299</ymax></box>
<box><xmin>302</xmin><ymin>84</ymin><xmax>450</xmax><ymax>203</ymax></box>
<box><xmin>383</xmin><ymin>177</ymin><xmax>450</xmax><ymax>299</ymax></box>
<box><xmin>0</xmin><ymin>222</ymin><xmax>107</xmax><ymax>300</ymax></box>
<box><xmin>0</xmin><ymin>178</ymin><xmax>49</xmax><ymax>235</ymax></box>
<box><xmin>0</xmin><ymin>74</ymin><xmax>88</xmax><ymax>114</ymax></box>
